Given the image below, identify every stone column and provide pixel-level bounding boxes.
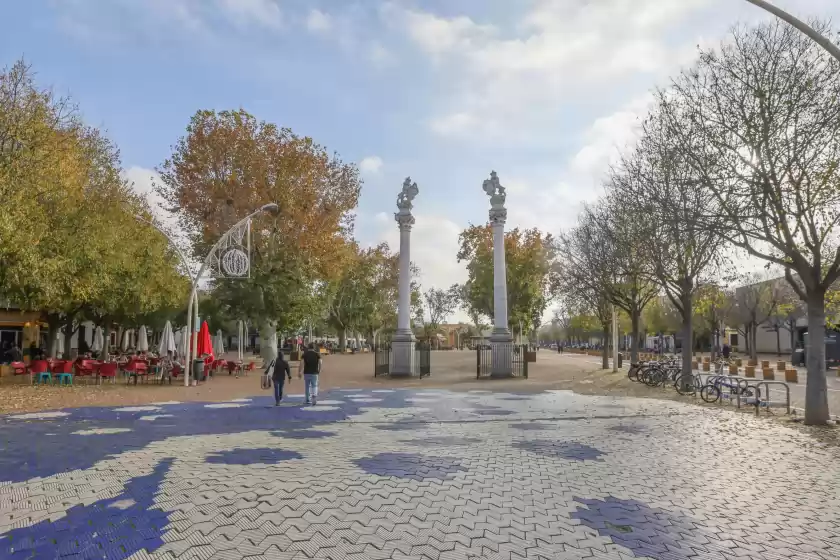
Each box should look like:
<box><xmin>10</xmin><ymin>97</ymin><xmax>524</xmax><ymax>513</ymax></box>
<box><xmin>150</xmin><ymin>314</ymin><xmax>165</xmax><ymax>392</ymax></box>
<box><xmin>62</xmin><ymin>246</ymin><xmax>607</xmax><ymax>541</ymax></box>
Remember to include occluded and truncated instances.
<box><xmin>483</xmin><ymin>171</ymin><xmax>513</xmax><ymax>377</ymax></box>
<box><xmin>391</xmin><ymin>177</ymin><xmax>419</xmax><ymax>376</ymax></box>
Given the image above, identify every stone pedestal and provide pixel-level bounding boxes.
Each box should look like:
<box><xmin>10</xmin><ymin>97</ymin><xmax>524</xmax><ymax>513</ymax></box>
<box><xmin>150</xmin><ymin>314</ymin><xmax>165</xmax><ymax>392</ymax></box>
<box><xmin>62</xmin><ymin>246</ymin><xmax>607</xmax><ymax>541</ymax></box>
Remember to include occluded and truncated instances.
<box><xmin>490</xmin><ymin>332</ymin><xmax>513</xmax><ymax>378</ymax></box>
<box><xmin>390</xmin><ymin>332</ymin><xmax>416</xmax><ymax>378</ymax></box>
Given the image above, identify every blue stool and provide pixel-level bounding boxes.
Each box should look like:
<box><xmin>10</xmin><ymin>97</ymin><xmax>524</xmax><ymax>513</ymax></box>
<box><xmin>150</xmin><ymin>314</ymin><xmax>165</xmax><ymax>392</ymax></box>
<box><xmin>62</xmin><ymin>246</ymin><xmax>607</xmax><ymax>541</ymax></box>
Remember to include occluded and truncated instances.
<box><xmin>56</xmin><ymin>373</ymin><xmax>73</xmax><ymax>386</ymax></box>
<box><xmin>36</xmin><ymin>372</ymin><xmax>52</xmax><ymax>385</ymax></box>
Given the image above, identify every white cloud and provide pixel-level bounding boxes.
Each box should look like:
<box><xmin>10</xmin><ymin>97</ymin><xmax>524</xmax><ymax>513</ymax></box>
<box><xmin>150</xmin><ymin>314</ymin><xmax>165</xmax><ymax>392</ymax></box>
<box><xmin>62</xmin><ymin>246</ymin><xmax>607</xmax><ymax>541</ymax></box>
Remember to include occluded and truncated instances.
<box><xmin>570</xmin><ymin>95</ymin><xmax>654</xmax><ymax>181</ymax></box>
<box><xmin>306</xmin><ymin>8</ymin><xmax>332</xmax><ymax>34</ymax></box>
<box><xmin>366</xmin><ymin>213</ymin><xmax>467</xmax><ymax>294</ymax></box>
<box><xmin>386</xmin><ymin>0</ymin><xmax>713</xmax><ymax>142</ymax></box>
<box><xmin>218</xmin><ymin>0</ymin><xmax>283</xmax><ymax>30</ymax></box>
<box><xmin>359</xmin><ymin>156</ymin><xmax>384</xmax><ymax>175</ymax></box>
<box><xmin>123</xmin><ymin>166</ymin><xmax>182</xmax><ymax>237</ymax></box>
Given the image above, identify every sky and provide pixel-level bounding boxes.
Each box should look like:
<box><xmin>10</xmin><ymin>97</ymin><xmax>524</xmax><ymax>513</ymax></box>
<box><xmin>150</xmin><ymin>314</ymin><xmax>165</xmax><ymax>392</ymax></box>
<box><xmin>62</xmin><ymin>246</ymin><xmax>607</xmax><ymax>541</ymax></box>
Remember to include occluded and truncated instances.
<box><xmin>3</xmin><ymin>0</ymin><xmax>839</xmax><ymax>323</ymax></box>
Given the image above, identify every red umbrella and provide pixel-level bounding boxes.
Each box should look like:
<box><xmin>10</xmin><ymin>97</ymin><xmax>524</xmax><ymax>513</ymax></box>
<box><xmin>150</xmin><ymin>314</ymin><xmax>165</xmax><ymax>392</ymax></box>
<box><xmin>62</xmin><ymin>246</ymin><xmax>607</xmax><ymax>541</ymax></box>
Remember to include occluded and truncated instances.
<box><xmin>196</xmin><ymin>321</ymin><xmax>214</xmax><ymax>360</ymax></box>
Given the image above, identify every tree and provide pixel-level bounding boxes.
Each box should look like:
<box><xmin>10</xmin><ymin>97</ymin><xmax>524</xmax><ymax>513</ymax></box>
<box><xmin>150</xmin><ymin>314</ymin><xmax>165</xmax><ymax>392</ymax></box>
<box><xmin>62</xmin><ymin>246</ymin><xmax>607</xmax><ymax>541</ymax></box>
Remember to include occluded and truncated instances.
<box><xmin>558</xmin><ymin>200</ymin><xmax>657</xmax><ymax>364</ymax></box>
<box><xmin>324</xmin><ymin>243</ymin><xmax>400</xmax><ymax>350</ymax></box>
<box><xmin>693</xmin><ymin>283</ymin><xmax>733</xmax><ymax>361</ymax></box>
<box><xmin>456</xmin><ymin>225</ymin><xmax>558</xmax><ymax>336</ymax></box>
<box><xmin>730</xmin><ymin>274</ymin><xmax>782</xmax><ymax>361</ymax></box>
<box><xmin>642</xmin><ymin>297</ymin><xmax>682</xmax><ymax>353</ymax></box>
<box><xmin>1</xmin><ymin>60</ymin><xmax>188</xmax><ymax>357</ymax></box>
<box><xmin>156</xmin><ymin>109</ymin><xmax>361</xmax><ymax>362</ymax></box>
<box><xmin>664</xmin><ymin>21</ymin><xmax>840</xmax><ymax>424</ymax></box>
<box><xmin>610</xmin><ymin>106</ymin><xmax>721</xmax><ymax>383</ymax></box>
<box><xmin>420</xmin><ymin>287</ymin><xmax>458</xmax><ymax>347</ymax></box>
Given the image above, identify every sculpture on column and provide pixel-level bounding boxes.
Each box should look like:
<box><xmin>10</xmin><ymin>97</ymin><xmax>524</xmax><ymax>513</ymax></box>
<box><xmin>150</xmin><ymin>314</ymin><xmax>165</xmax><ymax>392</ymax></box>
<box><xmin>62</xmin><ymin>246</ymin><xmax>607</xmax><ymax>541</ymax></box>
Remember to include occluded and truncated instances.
<box><xmin>484</xmin><ymin>171</ymin><xmax>513</xmax><ymax>377</ymax></box>
<box><xmin>391</xmin><ymin>177</ymin><xmax>419</xmax><ymax>377</ymax></box>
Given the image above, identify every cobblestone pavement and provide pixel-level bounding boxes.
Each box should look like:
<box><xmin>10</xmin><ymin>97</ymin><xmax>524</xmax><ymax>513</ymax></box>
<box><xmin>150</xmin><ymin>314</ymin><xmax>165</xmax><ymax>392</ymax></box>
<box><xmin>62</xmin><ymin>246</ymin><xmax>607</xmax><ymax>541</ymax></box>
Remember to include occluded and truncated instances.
<box><xmin>1</xmin><ymin>388</ymin><xmax>838</xmax><ymax>559</ymax></box>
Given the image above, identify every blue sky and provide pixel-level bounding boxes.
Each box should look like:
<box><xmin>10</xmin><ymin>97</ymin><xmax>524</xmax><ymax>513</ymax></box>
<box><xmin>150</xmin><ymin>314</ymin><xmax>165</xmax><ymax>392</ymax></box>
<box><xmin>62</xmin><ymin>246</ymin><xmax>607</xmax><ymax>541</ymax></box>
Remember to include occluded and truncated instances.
<box><xmin>3</xmin><ymin>0</ymin><xmax>838</xmax><ymax>321</ymax></box>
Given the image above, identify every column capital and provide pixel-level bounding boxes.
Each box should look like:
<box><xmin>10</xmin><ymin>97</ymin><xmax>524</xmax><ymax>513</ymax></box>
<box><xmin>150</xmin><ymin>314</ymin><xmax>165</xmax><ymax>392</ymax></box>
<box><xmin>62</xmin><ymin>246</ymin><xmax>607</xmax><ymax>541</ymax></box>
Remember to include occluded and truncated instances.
<box><xmin>489</xmin><ymin>207</ymin><xmax>507</xmax><ymax>226</ymax></box>
<box><xmin>395</xmin><ymin>212</ymin><xmax>415</xmax><ymax>229</ymax></box>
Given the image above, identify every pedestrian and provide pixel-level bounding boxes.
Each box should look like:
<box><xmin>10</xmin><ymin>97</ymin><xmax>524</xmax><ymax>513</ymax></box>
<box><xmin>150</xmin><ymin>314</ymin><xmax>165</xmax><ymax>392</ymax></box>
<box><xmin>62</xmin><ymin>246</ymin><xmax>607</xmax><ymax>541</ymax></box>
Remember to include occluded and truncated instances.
<box><xmin>269</xmin><ymin>351</ymin><xmax>292</xmax><ymax>406</ymax></box>
<box><xmin>722</xmin><ymin>343</ymin><xmax>731</xmax><ymax>360</ymax></box>
<box><xmin>298</xmin><ymin>342</ymin><xmax>322</xmax><ymax>406</ymax></box>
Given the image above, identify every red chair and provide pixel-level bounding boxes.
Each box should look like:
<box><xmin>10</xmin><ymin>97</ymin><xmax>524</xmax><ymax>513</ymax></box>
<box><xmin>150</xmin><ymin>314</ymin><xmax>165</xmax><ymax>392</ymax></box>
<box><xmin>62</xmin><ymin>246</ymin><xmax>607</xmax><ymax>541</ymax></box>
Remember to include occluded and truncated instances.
<box><xmin>227</xmin><ymin>361</ymin><xmax>241</xmax><ymax>376</ymax></box>
<box><xmin>171</xmin><ymin>363</ymin><xmax>182</xmax><ymax>378</ymax></box>
<box><xmin>99</xmin><ymin>362</ymin><xmax>118</xmax><ymax>383</ymax></box>
<box><xmin>74</xmin><ymin>360</ymin><xmax>96</xmax><ymax>383</ymax></box>
<box><xmin>128</xmin><ymin>361</ymin><xmax>148</xmax><ymax>385</ymax></box>
<box><xmin>18</xmin><ymin>361</ymin><xmax>38</xmax><ymax>384</ymax></box>
<box><xmin>244</xmin><ymin>362</ymin><xmax>255</xmax><ymax>376</ymax></box>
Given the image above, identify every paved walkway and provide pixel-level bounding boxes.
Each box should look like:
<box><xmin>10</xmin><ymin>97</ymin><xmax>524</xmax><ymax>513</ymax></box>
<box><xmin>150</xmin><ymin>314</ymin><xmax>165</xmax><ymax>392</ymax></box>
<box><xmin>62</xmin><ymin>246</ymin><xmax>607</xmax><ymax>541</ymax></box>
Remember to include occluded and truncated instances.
<box><xmin>0</xmin><ymin>388</ymin><xmax>838</xmax><ymax>559</ymax></box>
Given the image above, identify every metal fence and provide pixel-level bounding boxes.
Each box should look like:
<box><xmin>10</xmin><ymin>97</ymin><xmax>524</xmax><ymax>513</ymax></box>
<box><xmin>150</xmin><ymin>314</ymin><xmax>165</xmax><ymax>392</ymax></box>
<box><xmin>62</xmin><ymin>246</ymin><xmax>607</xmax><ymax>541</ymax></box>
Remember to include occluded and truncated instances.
<box><xmin>373</xmin><ymin>343</ymin><xmax>431</xmax><ymax>378</ymax></box>
<box><xmin>476</xmin><ymin>343</ymin><xmax>529</xmax><ymax>379</ymax></box>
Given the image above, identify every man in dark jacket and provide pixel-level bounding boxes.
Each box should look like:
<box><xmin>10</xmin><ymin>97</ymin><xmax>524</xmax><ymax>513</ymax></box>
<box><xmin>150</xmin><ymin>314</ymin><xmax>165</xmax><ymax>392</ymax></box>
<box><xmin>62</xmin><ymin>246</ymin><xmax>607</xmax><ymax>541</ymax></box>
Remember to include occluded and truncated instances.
<box><xmin>298</xmin><ymin>343</ymin><xmax>322</xmax><ymax>406</ymax></box>
<box><xmin>269</xmin><ymin>351</ymin><xmax>292</xmax><ymax>406</ymax></box>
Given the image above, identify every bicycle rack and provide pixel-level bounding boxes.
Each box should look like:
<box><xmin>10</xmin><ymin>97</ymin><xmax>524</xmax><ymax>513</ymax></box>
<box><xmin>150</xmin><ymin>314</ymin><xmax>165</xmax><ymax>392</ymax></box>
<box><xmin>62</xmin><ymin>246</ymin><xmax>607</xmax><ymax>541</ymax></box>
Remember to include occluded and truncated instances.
<box><xmin>749</xmin><ymin>381</ymin><xmax>791</xmax><ymax>415</ymax></box>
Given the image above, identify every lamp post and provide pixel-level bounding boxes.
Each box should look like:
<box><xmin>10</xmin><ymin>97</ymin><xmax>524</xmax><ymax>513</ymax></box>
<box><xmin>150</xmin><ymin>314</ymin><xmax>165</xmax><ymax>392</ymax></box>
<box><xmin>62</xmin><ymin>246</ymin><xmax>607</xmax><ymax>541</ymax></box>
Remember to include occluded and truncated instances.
<box><xmin>744</xmin><ymin>0</ymin><xmax>840</xmax><ymax>62</ymax></box>
<box><xmin>137</xmin><ymin>202</ymin><xmax>278</xmax><ymax>386</ymax></box>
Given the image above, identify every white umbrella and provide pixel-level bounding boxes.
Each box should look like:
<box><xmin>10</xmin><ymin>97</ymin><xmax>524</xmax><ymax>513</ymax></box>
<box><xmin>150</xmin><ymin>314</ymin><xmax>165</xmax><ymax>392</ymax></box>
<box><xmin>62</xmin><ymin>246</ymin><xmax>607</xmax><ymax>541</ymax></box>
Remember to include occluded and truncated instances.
<box><xmin>176</xmin><ymin>328</ymin><xmax>187</xmax><ymax>359</ymax></box>
<box><xmin>158</xmin><ymin>321</ymin><xmax>176</xmax><ymax>356</ymax></box>
<box><xmin>214</xmin><ymin>330</ymin><xmax>225</xmax><ymax>357</ymax></box>
<box><xmin>137</xmin><ymin>326</ymin><xmax>149</xmax><ymax>352</ymax></box>
<box><xmin>92</xmin><ymin>327</ymin><xmax>104</xmax><ymax>353</ymax></box>
<box><xmin>121</xmin><ymin>330</ymin><xmax>130</xmax><ymax>351</ymax></box>
<box><xmin>55</xmin><ymin>331</ymin><xmax>65</xmax><ymax>358</ymax></box>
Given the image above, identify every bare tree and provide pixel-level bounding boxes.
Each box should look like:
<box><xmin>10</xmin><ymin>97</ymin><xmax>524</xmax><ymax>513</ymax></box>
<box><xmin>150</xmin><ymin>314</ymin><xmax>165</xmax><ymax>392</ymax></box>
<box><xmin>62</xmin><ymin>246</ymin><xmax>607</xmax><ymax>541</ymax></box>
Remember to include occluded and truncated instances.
<box><xmin>609</xmin><ymin>108</ymin><xmax>721</xmax><ymax>383</ymax></box>
<box><xmin>730</xmin><ymin>274</ymin><xmax>782</xmax><ymax>361</ymax></box>
<box><xmin>593</xmin><ymin>193</ymin><xmax>660</xmax><ymax>363</ymax></box>
<box><xmin>665</xmin><ymin>21</ymin><xmax>840</xmax><ymax>423</ymax></box>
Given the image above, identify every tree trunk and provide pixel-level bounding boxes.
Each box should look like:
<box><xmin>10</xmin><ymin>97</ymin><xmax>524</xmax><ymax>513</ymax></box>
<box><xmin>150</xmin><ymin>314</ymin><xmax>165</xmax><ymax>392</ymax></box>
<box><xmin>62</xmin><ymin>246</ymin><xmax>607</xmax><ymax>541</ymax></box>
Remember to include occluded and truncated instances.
<box><xmin>630</xmin><ymin>309</ymin><xmax>640</xmax><ymax>364</ymax></box>
<box><xmin>751</xmin><ymin>324</ymin><xmax>758</xmax><ymax>361</ymax></box>
<box><xmin>102</xmin><ymin>317</ymin><xmax>111</xmax><ymax>360</ymax></box>
<box><xmin>744</xmin><ymin>325</ymin><xmax>751</xmax><ymax>356</ymax></box>
<box><xmin>601</xmin><ymin>327</ymin><xmax>609</xmax><ymax>370</ymax></box>
<box><xmin>804</xmin><ymin>292</ymin><xmax>830</xmax><ymax>425</ymax></box>
<box><xmin>338</xmin><ymin>329</ymin><xmax>346</xmax><ymax>351</ymax></box>
<box><xmin>789</xmin><ymin>323</ymin><xmax>797</xmax><ymax>365</ymax></box>
<box><xmin>259</xmin><ymin>319</ymin><xmax>278</xmax><ymax>363</ymax></box>
<box><xmin>63</xmin><ymin>314</ymin><xmax>74</xmax><ymax>359</ymax></box>
<box><xmin>680</xmin><ymin>291</ymin><xmax>693</xmax><ymax>382</ymax></box>
<box><xmin>775</xmin><ymin>329</ymin><xmax>781</xmax><ymax>356</ymax></box>
<box><xmin>46</xmin><ymin>314</ymin><xmax>61</xmax><ymax>358</ymax></box>
<box><xmin>710</xmin><ymin>329</ymin><xmax>717</xmax><ymax>363</ymax></box>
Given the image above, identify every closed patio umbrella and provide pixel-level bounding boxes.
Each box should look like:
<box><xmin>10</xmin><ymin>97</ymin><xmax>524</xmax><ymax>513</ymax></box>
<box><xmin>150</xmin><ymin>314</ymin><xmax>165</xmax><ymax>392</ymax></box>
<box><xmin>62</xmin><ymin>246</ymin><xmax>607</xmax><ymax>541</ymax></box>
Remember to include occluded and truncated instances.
<box><xmin>214</xmin><ymin>330</ymin><xmax>225</xmax><ymax>357</ymax></box>
<box><xmin>176</xmin><ymin>328</ymin><xmax>187</xmax><ymax>359</ymax></box>
<box><xmin>121</xmin><ymin>330</ymin><xmax>130</xmax><ymax>351</ymax></box>
<box><xmin>196</xmin><ymin>321</ymin><xmax>213</xmax><ymax>359</ymax></box>
<box><xmin>158</xmin><ymin>321</ymin><xmax>176</xmax><ymax>356</ymax></box>
<box><xmin>55</xmin><ymin>331</ymin><xmax>65</xmax><ymax>358</ymax></box>
<box><xmin>91</xmin><ymin>327</ymin><xmax>104</xmax><ymax>354</ymax></box>
<box><xmin>137</xmin><ymin>326</ymin><xmax>149</xmax><ymax>352</ymax></box>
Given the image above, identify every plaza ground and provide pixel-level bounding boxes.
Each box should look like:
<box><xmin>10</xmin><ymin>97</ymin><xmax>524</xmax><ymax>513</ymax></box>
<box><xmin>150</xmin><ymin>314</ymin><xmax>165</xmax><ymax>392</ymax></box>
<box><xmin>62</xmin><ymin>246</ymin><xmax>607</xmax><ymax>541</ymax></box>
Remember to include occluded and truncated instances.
<box><xmin>1</xmin><ymin>381</ymin><xmax>838</xmax><ymax>559</ymax></box>
<box><xmin>2</xmin><ymin>350</ymin><xmax>840</xmax><ymax>420</ymax></box>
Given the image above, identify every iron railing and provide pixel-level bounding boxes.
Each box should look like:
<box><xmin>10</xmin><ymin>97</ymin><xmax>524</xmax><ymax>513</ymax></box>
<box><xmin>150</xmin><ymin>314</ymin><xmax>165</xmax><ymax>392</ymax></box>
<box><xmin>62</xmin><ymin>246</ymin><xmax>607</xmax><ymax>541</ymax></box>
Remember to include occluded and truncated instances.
<box><xmin>476</xmin><ymin>343</ymin><xmax>528</xmax><ymax>379</ymax></box>
<box><xmin>373</xmin><ymin>343</ymin><xmax>431</xmax><ymax>378</ymax></box>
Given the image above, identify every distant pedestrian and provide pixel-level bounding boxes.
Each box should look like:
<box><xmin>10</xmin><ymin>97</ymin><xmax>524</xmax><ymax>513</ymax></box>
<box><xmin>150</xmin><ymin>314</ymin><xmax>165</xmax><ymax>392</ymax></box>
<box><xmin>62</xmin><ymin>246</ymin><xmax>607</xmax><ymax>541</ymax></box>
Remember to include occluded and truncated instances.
<box><xmin>722</xmin><ymin>343</ymin><xmax>731</xmax><ymax>360</ymax></box>
<box><xmin>269</xmin><ymin>351</ymin><xmax>292</xmax><ymax>406</ymax></box>
<box><xmin>298</xmin><ymin>343</ymin><xmax>322</xmax><ymax>406</ymax></box>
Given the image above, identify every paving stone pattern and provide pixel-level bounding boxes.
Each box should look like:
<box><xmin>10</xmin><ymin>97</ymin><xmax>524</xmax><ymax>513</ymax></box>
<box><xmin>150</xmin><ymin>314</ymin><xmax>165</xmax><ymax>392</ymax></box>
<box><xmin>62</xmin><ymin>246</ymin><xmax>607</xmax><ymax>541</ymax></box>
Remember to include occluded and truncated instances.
<box><xmin>0</xmin><ymin>388</ymin><xmax>838</xmax><ymax>559</ymax></box>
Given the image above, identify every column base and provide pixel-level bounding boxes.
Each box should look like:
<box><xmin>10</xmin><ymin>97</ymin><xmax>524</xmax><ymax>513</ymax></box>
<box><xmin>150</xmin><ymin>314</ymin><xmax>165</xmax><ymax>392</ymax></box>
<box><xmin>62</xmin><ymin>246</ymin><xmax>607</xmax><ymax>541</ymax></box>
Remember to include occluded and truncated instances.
<box><xmin>390</xmin><ymin>330</ymin><xmax>416</xmax><ymax>377</ymax></box>
<box><xmin>489</xmin><ymin>330</ymin><xmax>514</xmax><ymax>378</ymax></box>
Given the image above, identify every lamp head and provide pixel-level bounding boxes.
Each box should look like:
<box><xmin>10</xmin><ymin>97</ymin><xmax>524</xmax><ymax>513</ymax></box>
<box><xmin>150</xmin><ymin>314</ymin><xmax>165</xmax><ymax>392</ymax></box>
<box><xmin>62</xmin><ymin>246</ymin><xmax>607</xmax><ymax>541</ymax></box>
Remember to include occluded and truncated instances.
<box><xmin>262</xmin><ymin>203</ymin><xmax>280</xmax><ymax>216</ymax></box>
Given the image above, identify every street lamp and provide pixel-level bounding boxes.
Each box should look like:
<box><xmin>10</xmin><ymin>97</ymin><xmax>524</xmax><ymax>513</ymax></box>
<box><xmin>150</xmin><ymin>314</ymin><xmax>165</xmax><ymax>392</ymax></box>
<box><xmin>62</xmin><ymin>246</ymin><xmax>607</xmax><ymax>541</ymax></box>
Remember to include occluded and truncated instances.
<box><xmin>137</xmin><ymin>202</ymin><xmax>279</xmax><ymax>386</ymax></box>
<box><xmin>745</xmin><ymin>0</ymin><xmax>840</xmax><ymax>62</ymax></box>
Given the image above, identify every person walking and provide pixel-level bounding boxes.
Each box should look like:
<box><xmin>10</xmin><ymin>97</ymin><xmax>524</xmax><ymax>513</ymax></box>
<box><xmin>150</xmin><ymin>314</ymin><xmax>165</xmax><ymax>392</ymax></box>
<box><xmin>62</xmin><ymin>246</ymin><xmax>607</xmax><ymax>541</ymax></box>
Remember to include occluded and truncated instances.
<box><xmin>298</xmin><ymin>343</ymin><xmax>322</xmax><ymax>406</ymax></box>
<box><xmin>271</xmin><ymin>350</ymin><xmax>292</xmax><ymax>406</ymax></box>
